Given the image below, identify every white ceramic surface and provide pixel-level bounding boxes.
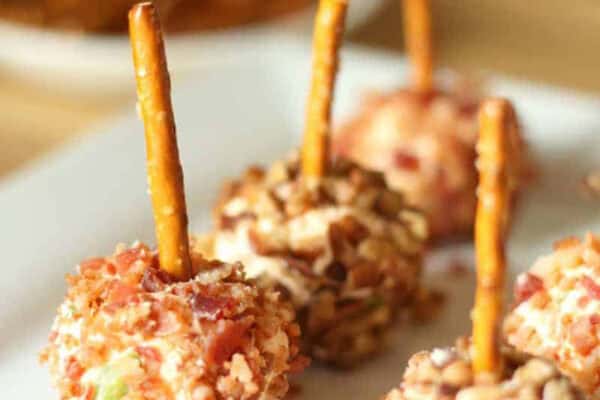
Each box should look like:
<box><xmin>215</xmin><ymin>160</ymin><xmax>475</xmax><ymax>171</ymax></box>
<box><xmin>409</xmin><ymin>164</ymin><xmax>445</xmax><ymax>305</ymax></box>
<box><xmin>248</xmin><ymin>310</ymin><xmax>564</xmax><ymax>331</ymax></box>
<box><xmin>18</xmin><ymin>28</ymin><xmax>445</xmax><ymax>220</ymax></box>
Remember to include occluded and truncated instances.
<box><xmin>2</xmin><ymin>40</ymin><xmax>600</xmax><ymax>398</ymax></box>
<box><xmin>0</xmin><ymin>0</ymin><xmax>385</xmax><ymax>97</ymax></box>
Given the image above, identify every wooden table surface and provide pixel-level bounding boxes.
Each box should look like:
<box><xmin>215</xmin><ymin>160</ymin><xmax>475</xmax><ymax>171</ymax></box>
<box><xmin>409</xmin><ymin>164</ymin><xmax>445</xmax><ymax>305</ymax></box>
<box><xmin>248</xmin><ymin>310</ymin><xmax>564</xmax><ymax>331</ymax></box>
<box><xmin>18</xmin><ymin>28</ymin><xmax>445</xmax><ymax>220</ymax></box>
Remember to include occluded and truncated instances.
<box><xmin>1</xmin><ymin>0</ymin><xmax>598</xmax><ymax>178</ymax></box>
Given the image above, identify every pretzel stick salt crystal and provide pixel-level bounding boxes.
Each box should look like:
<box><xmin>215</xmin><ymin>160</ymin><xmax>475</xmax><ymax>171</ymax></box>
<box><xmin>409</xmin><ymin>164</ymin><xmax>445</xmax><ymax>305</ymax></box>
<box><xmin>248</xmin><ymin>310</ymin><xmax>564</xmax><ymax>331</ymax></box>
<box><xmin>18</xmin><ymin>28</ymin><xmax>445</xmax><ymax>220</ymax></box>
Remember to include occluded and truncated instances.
<box><xmin>472</xmin><ymin>99</ymin><xmax>513</xmax><ymax>381</ymax></box>
<box><xmin>129</xmin><ymin>2</ymin><xmax>191</xmax><ymax>280</ymax></box>
<box><xmin>402</xmin><ymin>0</ymin><xmax>433</xmax><ymax>93</ymax></box>
<box><xmin>301</xmin><ymin>0</ymin><xmax>348</xmax><ymax>178</ymax></box>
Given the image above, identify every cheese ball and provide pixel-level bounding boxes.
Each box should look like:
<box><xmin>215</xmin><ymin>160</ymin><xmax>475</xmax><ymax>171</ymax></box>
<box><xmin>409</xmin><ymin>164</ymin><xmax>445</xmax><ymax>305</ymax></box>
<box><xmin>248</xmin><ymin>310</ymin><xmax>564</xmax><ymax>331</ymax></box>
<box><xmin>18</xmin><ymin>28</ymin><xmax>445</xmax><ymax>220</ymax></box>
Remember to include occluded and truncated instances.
<box><xmin>199</xmin><ymin>153</ymin><xmax>429</xmax><ymax>367</ymax></box>
<box><xmin>333</xmin><ymin>88</ymin><xmax>529</xmax><ymax>241</ymax></box>
<box><xmin>385</xmin><ymin>337</ymin><xmax>583</xmax><ymax>400</ymax></box>
<box><xmin>504</xmin><ymin>233</ymin><xmax>600</xmax><ymax>398</ymax></box>
<box><xmin>40</xmin><ymin>241</ymin><xmax>306</xmax><ymax>400</ymax></box>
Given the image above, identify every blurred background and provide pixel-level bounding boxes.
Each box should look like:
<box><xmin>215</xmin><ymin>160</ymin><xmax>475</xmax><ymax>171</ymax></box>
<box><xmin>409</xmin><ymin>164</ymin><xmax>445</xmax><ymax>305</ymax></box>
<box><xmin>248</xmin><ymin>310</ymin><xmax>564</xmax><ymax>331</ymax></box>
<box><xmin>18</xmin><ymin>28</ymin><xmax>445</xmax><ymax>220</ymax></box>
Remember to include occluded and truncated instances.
<box><xmin>0</xmin><ymin>0</ymin><xmax>598</xmax><ymax>178</ymax></box>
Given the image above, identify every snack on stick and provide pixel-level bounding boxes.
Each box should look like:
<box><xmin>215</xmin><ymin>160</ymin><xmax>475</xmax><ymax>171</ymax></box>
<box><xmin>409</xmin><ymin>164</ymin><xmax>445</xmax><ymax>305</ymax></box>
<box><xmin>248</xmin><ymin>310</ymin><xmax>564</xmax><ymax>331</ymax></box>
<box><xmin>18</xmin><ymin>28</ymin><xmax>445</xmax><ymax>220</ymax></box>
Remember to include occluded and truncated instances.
<box><xmin>472</xmin><ymin>99</ymin><xmax>511</xmax><ymax>380</ymax></box>
<box><xmin>199</xmin><ymin>0</ymin><xmax>436</xmax><ymax>368</ymax></box>
<box><xmin>40</xmin><ymin>4</ymin><xmax>307</xmax><ymax>399</ymax></box>
<box><xmin>504</xmin><ymin>234</ymin><xmax>600</xmax><ymax>397</ymax></box>
<box><xmin>130</xmin><ymin>2</ymin><xmax>191</xmax><ymax>280</ymax></box>
<box><xmin>379</xmin><ymin>99</ymin><xmax>583</xmax><ymax>399</ymax></box>
<box><xmin>402</xmin><ymin>0</ymin><xmax>433</xmax><ymax>93</ymax></box>
<box><xmin>301</xmin><ymin>0</ymin><xmax>348</xmax><ymax>178</ymax></box>
<box><xmin>385</xmin><ymin>337</ymin><xmax>584</xmax><ymax>400</ymax></box>
<box><xmin>40</xmin><ymin>245</ymin><xmax>305</xmax><ymax>400</ymax></box>
<box><xmin>333</xmin><ymin>1</ymin><xmax>531</xmax><ymax>242</ymax></box>
<box><xmin>199</xmin><ymin>153</ymin><xmax>430</xmax><ymax>367</ymax></box>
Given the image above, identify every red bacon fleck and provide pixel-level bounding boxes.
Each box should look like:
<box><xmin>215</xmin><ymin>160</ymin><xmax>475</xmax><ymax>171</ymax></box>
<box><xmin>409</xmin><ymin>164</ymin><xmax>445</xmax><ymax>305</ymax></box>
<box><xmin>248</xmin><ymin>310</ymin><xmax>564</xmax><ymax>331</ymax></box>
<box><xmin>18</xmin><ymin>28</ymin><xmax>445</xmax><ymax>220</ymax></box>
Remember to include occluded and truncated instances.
<box><xmin>205</xmin><ymin>319</ymin><xmax>250</xmax><ymax>365</ymax></box>
<box><xmin>155</xmin><ymin>309</ymin><xmax>180</xmax><ymax>336</ymax></box>
<box><xmin>107</xmin><ymin>282</ymin><xmax>138</xmax><ymax>308</ymax></box>
<box><xmin>393</xmin><ymin>151</ymin><xmax>420</xmax><ymax>171</ymax></box>
<box><xmin>578</xmin><ymin>296</ymin><xmax>591</xmax><ymax>308</ymax></box>
<box><xmin>115</xmin><ymin>246</ymin><xmax>153</xmax><ymax>274</ymax></box>
<box><xmin>288</xmin><ymin>355</ymin><xmax>311</xmax><ymax>373</ymax></box>
<box><xmin>582</xmin><ymin>275</ymin><xmax>600</xmax><ymax>300</ymax></box>
<box><xmin>570</xmin><ymin>317</ymin><xmax>598</xmax><ymax>356</ymax></box>
<box><xmin>142</xmin><ymin>267</ymin><xmax>175</xmax><ymax>292</ymax></box>
<box><xmin>514</xmin><ymin>273</ymin><xmax>544</xmax><ymax>305</ymax></box>
<box><xmin>591</xmin><ymin>315</ymin><xmax>600</xmax><ymax>325</ymax></box>
<box><xmin>79</xmin><ymin>258</ymin><xmax>106</xmax><ymax>274</ymax></box>
<box><xmin>136</xmin><ymin>346</ymin><xmax>163</xmax><ymax>363</ymax></box>
<box><xmin>66</xmin><ymin>358</ymin><xmax>84</xmax><ymax>380</ymax></box>
<box><xmin>190</xmin><ymin>294</ymin><xmax>234</xmax><ymax>320</ymax></box>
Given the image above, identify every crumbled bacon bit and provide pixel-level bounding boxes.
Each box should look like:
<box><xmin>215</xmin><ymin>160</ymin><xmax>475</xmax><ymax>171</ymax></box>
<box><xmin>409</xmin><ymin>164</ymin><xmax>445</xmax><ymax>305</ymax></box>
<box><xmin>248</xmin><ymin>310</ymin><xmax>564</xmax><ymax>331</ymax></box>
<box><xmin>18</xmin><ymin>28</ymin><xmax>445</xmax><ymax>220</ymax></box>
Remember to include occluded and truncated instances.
<box><xmin>582</xmin><ymin>275</ymin><xmax>600</xmax><ymax>300</ymax></box>
<box><xmin>115</xmin><ymin>246</ymin><xmax>152</xmax><ymax>274</ymax></box>
<box><xmin>66</xmin><ymin>358</ymin><xmax>84</xmax><ymax>380</ymax></box>
<box><xmin>107</xmin><ymin>282</ymin><xmax>138</xmax><ymax>307</ymax></box>
<box><xmin>590</xmin><ymin>315</ymin><xmax>600</xmax><ymax>325</ymax></box>
<box><xmin>205</xmin><ymin>319</ymin><xmax>250</xmax><ymax>365</ymax></box>
<box><xmin>413</xmin><ymin>89</ymin><xmax>440</xmax><ymax>107</ymax></box>
<box><xmin>142</xmin><ymin>267</ymin><xmax>175</xmax><ymax>292</ymax></box>
<box><xmin>155</xmin><ymin>308</ymin><xmax>180</xmax><ymax>336</ymax></box>
<box><xmin>514</xmin><ymin>273</ymin><xmax>544</xmax><ymax>305</ymax></box>
<box><xmin>79</xmin><ymin>258</ymin><xmax>106</xmax><ymax>274</ymax></box>
<box><xmin>570</xmin><ymin>317</ymin><xmax>597</xmax><ymax>356</ymax></box>
<box><xmin>136</xmin><ymin>346</ymin><xmax>163</xmax><ymax>363</ymax></box>
<box><xmin>578</xmin><ymin>296</ymin><xmax>591</xmax><ymax>308</ymax></box>
<box><xmin>288</xmin><ymin>355</ymin><xmax>311</xmax><ymax>373</ymax></box>
<box><xmin>553</xmin><ymin>236</ymin><xmax>581</xmax><ymax>251</ymax></box>
<box><xmin>190</xmin><ymin>293</ymin><xmax>234</xmax><ymax>321</ymax></box>
<box><xmin>393</xmin><ymin>151</ymin><xmax>420</xmax><ymax>171</ymax></box>
<box><xmin>348</xmin><ymin>262</ymin><xmax>380</xmax><ymax>288</ymax></box>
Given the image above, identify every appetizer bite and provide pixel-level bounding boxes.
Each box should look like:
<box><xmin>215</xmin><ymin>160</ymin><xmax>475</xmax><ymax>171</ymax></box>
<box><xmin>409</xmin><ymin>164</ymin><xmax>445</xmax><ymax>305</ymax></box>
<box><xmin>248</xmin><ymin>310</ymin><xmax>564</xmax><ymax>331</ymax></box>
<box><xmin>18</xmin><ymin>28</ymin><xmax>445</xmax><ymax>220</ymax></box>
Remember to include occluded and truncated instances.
<box><xmin>199</xmin><ymin>0</ymin><xmax>430</xmax><ymax>367</ymax></box>
<box><xmin>383</xmin><ymin>100</ymin><xmax>582</xmax><ymax>399</ymax></box>
<box><xmin>333</xmin><ymin>0</ymin><xmax>529</xmax><ymax>241</ymax></box>
<box><xmin>0</xmin><ymin>0</ymin><xmax>312</xmax><ymax>33</ymax></box>
<box><xmin>504</xmin><ymin>234</ymin><xmax>600</xmax><ymax>397</ymax></box>
<box><xmin>40</xmin><ymin>4</ymin><xmax>305</xmax><ymax>399</ymax></box>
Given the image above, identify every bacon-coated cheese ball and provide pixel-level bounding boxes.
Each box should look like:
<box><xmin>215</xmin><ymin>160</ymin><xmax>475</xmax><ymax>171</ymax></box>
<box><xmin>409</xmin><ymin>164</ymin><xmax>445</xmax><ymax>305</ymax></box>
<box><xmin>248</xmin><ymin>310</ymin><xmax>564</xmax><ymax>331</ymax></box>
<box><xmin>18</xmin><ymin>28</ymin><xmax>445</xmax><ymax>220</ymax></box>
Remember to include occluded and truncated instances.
<box><xmin>40</xmin><ymin>241</ymin><xmax>306</xmax><ymax>400</ymax></box>
<box><xmin>504</xmin><ymin>233</ymin><xmax>600</xmax><ymax>398</ymax></box>
<box><xmin>334</xmin><ymin>88</ymin><xmax>529</xmax><ymax>241</ymax></box>
<box><xmin>199</xmin><ymin>152</ymin><xmax>430</xmax><ymax>367</ymax></box>
<box><xmin>384</xmin><ymin>337</ymin><xmax>583</xmax><ymax>400</ymax></box>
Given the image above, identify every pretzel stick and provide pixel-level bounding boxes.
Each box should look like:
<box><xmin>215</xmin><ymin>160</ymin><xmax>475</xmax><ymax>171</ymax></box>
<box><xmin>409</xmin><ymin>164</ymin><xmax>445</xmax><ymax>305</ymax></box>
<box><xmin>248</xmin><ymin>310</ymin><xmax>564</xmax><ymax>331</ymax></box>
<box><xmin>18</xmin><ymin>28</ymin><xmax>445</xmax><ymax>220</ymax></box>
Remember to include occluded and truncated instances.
<box><xmin>129</xmin><ymin>2</ymin><xmax>191</xmax><ymax>281</ymax></box>
<box><xmin>402</xmin><ymin>0</ymin><xmax>433</xmax><ymax>93</ymax></box>
<box><xmin>472</xmin><ymin>98</ymin><xmax>514</xmax><ymax>381</ymax></box>
<box><xmin>301</xmin><ymin>0</ymin><xmax>348</xmax><ymax>178</ymax></box>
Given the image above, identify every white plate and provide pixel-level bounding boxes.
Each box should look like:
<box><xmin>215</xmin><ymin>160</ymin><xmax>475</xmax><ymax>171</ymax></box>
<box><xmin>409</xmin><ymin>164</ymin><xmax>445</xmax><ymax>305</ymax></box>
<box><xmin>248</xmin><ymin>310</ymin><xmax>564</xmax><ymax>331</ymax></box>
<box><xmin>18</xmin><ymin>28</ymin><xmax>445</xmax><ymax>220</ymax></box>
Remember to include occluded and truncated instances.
<box><xmin>2</xmin><ymin>39</ymin><xmax>600</xmax><ymax>398</ymax></box>
<box><xmin>0</xmin><ymin>0</ymin><xmax>385</xmax><ymax>97</ymax></box>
